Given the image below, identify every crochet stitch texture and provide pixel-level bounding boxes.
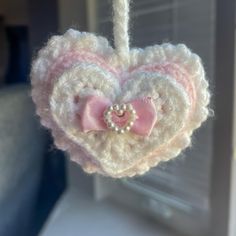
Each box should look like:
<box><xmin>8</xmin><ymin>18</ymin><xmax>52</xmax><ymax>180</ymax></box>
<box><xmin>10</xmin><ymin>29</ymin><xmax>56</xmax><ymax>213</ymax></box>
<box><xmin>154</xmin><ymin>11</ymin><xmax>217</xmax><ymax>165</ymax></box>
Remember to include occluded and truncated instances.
<box><xmin>31</xmin><ymin>29</ymin><xmax>210</xmax><ymax>178</ymax></box>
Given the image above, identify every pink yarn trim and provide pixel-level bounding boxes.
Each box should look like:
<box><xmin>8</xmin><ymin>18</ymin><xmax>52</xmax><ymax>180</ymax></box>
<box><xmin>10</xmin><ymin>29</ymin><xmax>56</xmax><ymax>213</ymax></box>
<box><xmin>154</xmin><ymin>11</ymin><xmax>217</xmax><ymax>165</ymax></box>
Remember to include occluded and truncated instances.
<box><xmin>130</xmin><ymin>63</ymin><xmax>196</xmax><ymax>106</ymax></box>
<box><xmin>47</xmin><ymin>51</ymin><xmax>118</xmax><ymax>81</ymax></box>
<box><xmin>32</xmin><ymin>50</ymin><xmax>119</xmax><ymax>131</ymax></box>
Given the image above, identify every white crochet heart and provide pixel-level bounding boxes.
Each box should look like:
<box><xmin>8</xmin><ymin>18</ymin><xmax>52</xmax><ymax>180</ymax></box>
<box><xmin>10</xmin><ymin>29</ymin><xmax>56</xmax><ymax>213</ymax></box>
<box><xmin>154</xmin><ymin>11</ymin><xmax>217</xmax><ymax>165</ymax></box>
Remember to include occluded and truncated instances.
<box><xmin>50</xmin><ymin>63</ymin><xmax>190</xmax><ymax>175</ymax></box>
<box><xmin>31</xmin><ymin>29</ymin><xmax>210</xmax><ymax>178</ymax></box>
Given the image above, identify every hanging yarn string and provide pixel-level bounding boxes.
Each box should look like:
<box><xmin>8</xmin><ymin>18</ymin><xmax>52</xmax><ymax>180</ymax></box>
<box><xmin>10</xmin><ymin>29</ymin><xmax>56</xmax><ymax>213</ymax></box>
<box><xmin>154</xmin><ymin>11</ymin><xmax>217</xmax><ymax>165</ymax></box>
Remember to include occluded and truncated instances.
<box><xmin>113</xmin><ymin>0</ymin><xmax>130</xmax><ymax>62</ymax></box>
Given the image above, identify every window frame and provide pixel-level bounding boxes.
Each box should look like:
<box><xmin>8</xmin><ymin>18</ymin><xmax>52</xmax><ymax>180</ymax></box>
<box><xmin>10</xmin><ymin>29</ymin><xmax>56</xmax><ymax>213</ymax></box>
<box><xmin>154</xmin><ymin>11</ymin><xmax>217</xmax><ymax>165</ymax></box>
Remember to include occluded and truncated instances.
<box><xmin>86</xmin><ymin>1</ymin><xmax>236</xmax><ymax>236</ymax></box>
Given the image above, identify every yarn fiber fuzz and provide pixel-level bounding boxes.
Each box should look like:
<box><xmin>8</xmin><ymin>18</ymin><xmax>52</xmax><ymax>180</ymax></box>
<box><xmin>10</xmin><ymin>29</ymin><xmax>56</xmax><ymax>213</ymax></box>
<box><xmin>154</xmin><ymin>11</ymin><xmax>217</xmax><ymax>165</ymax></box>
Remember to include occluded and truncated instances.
<box><xmin>31</xmin><ymin>29</ymin><xmax>210</xmax><ymax>178</ymax></box>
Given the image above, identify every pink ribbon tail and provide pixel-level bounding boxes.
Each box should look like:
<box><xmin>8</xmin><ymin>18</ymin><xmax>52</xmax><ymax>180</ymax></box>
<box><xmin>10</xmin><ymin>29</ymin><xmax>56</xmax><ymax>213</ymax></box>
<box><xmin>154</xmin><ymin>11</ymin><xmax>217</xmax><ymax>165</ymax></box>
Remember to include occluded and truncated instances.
<box><xmin>80</xmin><ymin>96</ymin><xmax>111</xmax><ymax>132</ymax></box>
<box><xmin>130</xmin><ymin>99</ymin><xmax>157</xmax><ymax>136</ymax></box>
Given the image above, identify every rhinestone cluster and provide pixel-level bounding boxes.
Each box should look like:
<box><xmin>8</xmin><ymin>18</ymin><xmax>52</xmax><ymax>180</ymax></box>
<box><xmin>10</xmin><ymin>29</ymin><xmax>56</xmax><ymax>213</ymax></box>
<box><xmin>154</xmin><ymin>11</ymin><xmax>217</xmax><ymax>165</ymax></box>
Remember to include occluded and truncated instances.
<box><xmin>103</xmin><ymin>103</ymin><xmax>137</xmax><ymax>134</ymax></box>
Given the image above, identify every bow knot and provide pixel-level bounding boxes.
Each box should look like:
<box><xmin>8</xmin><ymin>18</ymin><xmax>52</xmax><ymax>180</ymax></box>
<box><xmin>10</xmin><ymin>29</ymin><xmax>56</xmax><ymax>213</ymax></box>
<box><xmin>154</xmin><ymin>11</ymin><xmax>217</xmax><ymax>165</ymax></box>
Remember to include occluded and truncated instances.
<box><xmin>79</xmin><ymin>95</ymin><xmax>157</xmax><ymax>136</ymax></box>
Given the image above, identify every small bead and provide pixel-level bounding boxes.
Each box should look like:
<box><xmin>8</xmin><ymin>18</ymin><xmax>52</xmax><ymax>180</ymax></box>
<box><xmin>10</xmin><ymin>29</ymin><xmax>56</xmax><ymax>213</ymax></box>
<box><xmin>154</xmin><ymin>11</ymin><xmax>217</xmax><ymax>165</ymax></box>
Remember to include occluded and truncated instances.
<box><xmin>127</xmin><ymin>104</ymin><xmax>133</xmax><ymax>110</ymax></box>
<box><xmin>109</xmin><ymin>124</ymin><xmax>115</xmax><ymax>129</ymax></box>
<box><xmin>113</xmin><ymin>104</ymin><xmax>119</xmax><ymax>110</ymax></box>
<box><xmin>117</xmin><ymin>109</ymin><xmax>124</xmax><ymax>116</ymax></box>
<box><xmin>128</xmin><ymin>121</ymin><xmax>134</xmax><ymax>126</ymax></box>
<box><xmin>120</xmin><ymin>104</ymin><xmax>127</xmax><ymax>110</ymax></box>
<box><xmin>118</xmin><ymin>129</ymin><xmax>125</xmax><ymax>134</ymax></box>
<box><xmin>131</xmin><ymin>109</ymin><xmax>136</xmax><ymax>114</ymax></box>
<box><xmin>113</xmin><ymin>126</ymin><xmax>119</xmax><ymax>132</ymax></box>
<box><xmin>108</xmin><ymin>106</ymin><xmax>113</xmax><ymax>111</ymax></box>
<box><xmin>125</xmin><ymin>126</ymin><xmax>131</xmax><ymax>131</ymax></box>
<box><xmin>104</xmin><ymin>110</ymin><xmax>111</xmax><ymax>117</ymax></box>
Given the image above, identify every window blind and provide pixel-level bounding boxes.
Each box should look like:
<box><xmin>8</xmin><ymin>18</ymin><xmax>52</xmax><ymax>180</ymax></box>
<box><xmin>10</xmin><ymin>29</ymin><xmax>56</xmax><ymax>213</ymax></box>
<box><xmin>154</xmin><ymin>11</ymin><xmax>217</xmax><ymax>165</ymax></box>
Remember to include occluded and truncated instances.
<box><xmin>96</xmin><ymin>0</ymin><xmax>214</xmax><ymax>217</ymax></box>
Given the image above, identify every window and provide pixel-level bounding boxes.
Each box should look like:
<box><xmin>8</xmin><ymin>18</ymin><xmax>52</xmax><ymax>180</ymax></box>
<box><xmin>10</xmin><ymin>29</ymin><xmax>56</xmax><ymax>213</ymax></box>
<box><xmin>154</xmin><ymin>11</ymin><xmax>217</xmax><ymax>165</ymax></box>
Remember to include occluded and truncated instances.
<box><xmin>91</xmin><ymin>1</ymin><xmax>215</xmax><ymax>235</ymax></box>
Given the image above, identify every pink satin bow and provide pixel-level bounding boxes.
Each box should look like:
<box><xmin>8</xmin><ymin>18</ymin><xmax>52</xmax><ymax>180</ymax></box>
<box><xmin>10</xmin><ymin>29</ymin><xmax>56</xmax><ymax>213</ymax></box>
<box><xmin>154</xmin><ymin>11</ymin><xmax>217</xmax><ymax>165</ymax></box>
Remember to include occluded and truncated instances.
<box><xmin>78</xmin><ymin>95</ymin><xmax>157</xmax><ymax>136</ymax></box>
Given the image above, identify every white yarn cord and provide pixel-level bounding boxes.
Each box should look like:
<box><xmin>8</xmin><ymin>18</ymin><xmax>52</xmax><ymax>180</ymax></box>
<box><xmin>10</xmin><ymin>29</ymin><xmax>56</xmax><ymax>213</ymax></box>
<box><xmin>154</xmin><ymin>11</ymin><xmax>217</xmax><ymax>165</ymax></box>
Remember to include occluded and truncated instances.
<box><xmin>113</xmin><ymin>0</ymin><xmax>130</xmax><ymax>62</ymax></box>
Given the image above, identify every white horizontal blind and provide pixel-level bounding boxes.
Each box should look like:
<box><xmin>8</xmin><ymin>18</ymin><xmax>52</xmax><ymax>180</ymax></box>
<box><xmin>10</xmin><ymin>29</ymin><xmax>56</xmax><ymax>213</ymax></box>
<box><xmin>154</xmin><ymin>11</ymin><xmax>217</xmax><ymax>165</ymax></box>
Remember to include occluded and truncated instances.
<box><xmin>96</xmin><ymin>0</ymin><xmax>214</xmax><ymax>214</ymax></box>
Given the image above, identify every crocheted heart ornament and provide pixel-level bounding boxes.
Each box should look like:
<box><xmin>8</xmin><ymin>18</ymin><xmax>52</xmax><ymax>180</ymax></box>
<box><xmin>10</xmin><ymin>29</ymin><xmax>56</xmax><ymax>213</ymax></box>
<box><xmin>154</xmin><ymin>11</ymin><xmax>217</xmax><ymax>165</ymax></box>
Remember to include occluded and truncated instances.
<box><xmin>31</xmin><ymin>29</ymin><xmax>209</xmax><ymax>178</ymax></box>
